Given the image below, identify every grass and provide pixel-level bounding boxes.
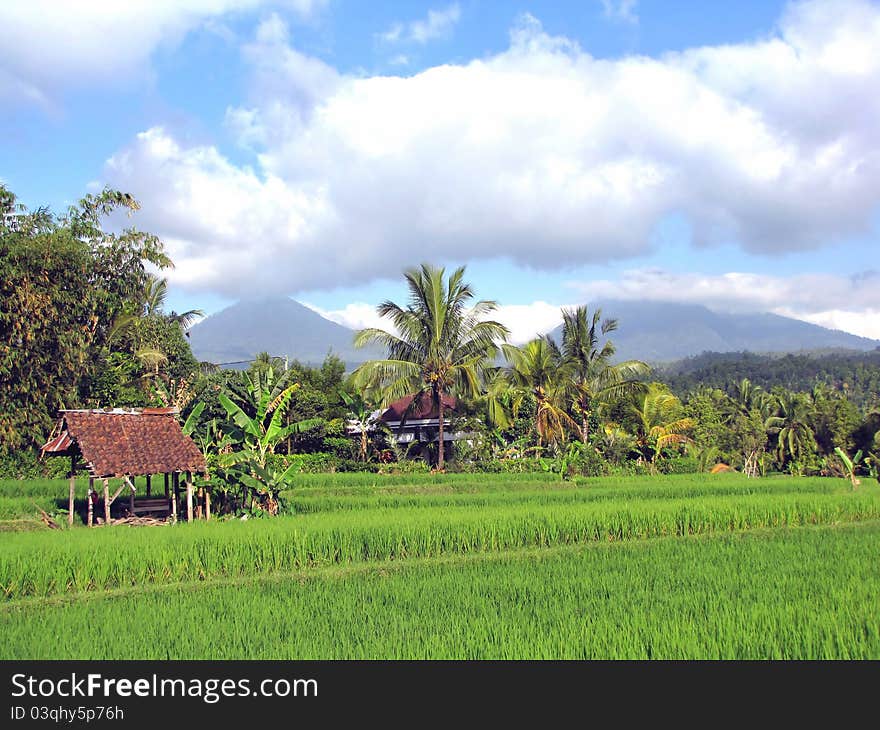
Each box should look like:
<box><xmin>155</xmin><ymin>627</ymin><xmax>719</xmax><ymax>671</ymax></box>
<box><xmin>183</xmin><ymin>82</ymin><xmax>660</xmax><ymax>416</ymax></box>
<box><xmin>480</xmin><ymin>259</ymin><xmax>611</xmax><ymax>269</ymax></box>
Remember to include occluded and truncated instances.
<box><xmin>2</xmin><ymin>488</ymin><xmax>878</xmax><ymax>601</ymax></box>
<box><xmin>2</xmin><ymin>522</ymin><xmax>877</xmax><ymax>659</ymax></box>
<box><xmin>1</xmin><ymin>472</ymin><xmax>877</xmax><ymax>659</ymax></box>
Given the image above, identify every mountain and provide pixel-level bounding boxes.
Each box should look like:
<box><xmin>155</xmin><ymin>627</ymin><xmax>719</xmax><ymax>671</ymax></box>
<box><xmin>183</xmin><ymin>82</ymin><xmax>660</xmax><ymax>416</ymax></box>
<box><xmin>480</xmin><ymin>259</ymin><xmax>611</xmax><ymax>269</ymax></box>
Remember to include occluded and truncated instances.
<box><xmin>189</xmin><ymin>296</ymin><xmax>879</xmax><ymax>370</ymax></box>
<box><xmin>188</xmin><ymin>297</ymin><xmax>381</xmax><ymax>368</ymax></box>
<box><xmin>544</xmin><ymin>300</ymin><xmax>880</xmax><ymax>364</ymax></box>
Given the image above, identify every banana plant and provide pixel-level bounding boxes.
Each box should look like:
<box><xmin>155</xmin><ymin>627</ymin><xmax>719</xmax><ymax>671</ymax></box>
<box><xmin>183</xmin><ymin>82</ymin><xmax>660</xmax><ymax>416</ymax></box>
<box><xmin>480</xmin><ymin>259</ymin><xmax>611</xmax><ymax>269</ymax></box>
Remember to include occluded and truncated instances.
<box><xmin>181</xmin><ymin>401</ymin><xmax>204</xmax><ymax>437</ymax></box>
<box><xmin>833</xmin><ymin>447</ymin><xmax>863</xmax><ymax>489</ymax></box>
<box><xmin>218</xmin><ymin>383</ymin><xmax>322</xmax><ymax>512</ymax></box>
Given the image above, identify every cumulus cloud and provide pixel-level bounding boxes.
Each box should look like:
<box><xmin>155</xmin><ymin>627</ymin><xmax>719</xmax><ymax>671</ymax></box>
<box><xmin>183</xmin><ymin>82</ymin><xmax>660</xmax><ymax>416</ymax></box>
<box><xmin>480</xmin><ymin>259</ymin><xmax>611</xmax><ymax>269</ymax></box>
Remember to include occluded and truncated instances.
<box><xmin>0</xmin><ymin>0</ymin><xmax>326</xmax><ymax>104</ymax></box>
<box><xmin>568</xmin><ymin>268</ymin><xmax>880</xmax><ymax>340</ymax></box>
<box><xmin>100</xmin><ymin>1</ymin><xmax>880</xmax><ymax>302</ymax></box>
<box><xmin>306</xmin><ymin>299</ymin><xmax>571</xmax><ymax>345</ymax></box>
<box><xmin>379</xmin><ymin>4</ymin><xmax>461</xmax><ymax>45</ymax></box>
<box><xmin>311</xmin><ymin>268</ymin><xmax>880</xmax><ymax>345</ymax></box>
<box><xmin>302</xmin><ymin>302</ymin><xmax>395</xmax><ymax>334</ymax></box>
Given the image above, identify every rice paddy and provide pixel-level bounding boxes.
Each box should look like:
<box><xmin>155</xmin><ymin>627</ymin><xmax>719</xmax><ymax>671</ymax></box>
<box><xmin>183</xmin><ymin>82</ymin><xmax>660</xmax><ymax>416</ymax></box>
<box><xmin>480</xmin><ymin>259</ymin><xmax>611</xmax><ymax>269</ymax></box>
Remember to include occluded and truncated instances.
<box><xmin>1</xmin><ymin>472</ymin><xmax>878</xmax><ymax>659</ymax></box>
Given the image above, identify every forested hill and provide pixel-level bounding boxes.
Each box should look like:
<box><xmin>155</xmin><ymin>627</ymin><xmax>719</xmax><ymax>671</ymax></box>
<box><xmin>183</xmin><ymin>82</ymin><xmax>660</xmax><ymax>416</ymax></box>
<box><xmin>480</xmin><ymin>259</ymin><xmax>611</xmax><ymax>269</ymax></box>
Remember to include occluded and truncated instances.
<box><xmin>660</xmin><ymin>350</ymin><xmax>880</xmax><ymax>408</ymax></box>
<box><xmin>546</xmin><ymin>300</ymin><xmax>879</xmax><ymax>363</ymax></box>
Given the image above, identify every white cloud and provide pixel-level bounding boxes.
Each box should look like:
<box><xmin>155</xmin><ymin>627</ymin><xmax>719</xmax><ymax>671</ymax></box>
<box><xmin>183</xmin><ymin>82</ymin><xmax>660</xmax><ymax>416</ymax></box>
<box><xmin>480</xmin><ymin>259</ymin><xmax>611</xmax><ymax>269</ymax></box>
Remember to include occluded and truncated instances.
<box><xmin>491</xmin><ymin>302</ymin><xmax>570</xmax><ymax>344</ymax></box>
<box><xmin>302</xmin><ymin>302</ymin><xmax>396</xmax><ymax>334</ymax></box>
<box><xmin>311</xmin><ymin>268</ymin><xmax>880</xmax><ymax>345</ymax></box>
<box><xmin>568</xmin><ymin>268</ymin><xmax>880</xmax><ymax>340</ymax></box>
<box><xmin>304</xmin><ymin>299</ymin><xmax>567</xmax><ymax>345</ymax></box>
<box><xmin>600</xmin><ymin>1</ymin><xmax>639</xmax><ymax>25</ymax></box>
<box><xmin>101</xmin><ymin>2</ymin><xmax>880</xmax><ymax>306</ymax></box>
<box><xmin>379</xmin><ymin>3</ymin><xmax>461</xmax><ymax>45</ymax></box>
<box><xmin>0</xmin><ymin>0</ymin><xmax>326</xmax><ymax>104</ymax></box>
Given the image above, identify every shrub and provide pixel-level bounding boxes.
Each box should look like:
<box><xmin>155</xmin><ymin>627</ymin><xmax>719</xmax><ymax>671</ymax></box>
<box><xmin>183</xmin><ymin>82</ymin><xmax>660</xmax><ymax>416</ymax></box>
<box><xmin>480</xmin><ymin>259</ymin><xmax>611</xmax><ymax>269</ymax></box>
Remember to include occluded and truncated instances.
<box><xmin>658</xmin><ymin>457</ymin><xmax>701</xmax><ymax>475</ymax></box>
<box><xmin>0</xmin><ymin>451</ymin><xmax>70</xmax><ymax>479</ymax></box>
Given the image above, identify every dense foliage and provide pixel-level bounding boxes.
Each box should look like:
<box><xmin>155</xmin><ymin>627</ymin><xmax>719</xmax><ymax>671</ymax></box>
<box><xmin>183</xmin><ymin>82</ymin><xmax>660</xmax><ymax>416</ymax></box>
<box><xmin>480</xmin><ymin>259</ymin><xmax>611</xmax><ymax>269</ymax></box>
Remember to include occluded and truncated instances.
<box><xmin>2</xmin><ymin>184</ymin><xmax>878</xmax><ymax>489</ymax></box>
<box><xmin>663</xmin><ymin>350</ymin><xmax>880</xmax><ymax>409</ymax></box>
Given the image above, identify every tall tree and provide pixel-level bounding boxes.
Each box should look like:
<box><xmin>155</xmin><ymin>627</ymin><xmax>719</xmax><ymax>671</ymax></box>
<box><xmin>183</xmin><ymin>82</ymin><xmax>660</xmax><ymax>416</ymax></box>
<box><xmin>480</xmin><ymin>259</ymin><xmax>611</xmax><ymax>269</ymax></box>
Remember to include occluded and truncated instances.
<box><xmin>0</xmin><ymin>185</ymin><xmax>171</xmax><ymax>452</ymax></box>
<box><xmin>353</xmin><ymin>264</ymin><xmax>509</xmax><ymax>468</ymax></box>
<box><xmin>765</xmin><ymin>390</ymin><xmax>817</xmax><ymax>471</ymax></box>
<box><xmin>631</xmin><ymin>383</ymin><xmax>695</xmax><ymax>469</ymax></box>
<box><xmin>502</xmin><ymin>337</ymin><xmax>575</xmax><ymax>449</ymax></box>
<box><xmin>141</xmin><ymin>274</ymin><xmax>204</xmax><ymax>332</ymax></box>
<box><xmin>552</xmin><ymin>305</ymin><xmax>650</xmax><ymax>442</ymax></box>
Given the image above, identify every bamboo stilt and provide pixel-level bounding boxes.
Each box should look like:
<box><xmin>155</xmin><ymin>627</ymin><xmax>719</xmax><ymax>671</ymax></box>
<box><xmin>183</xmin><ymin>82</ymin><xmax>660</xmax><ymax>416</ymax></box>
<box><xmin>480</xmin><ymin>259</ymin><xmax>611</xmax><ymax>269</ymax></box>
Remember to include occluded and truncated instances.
<box><xmin>171</xmin><ymin>472</ymin><xmax>179</xmax><ymax>523</ymax></box>
<box><xmin>87</xmin><ymin>477</ymin><xmax>94</xmax><ymax>527</ymax></box>
<box><xmin>205</xmin><ymin>488</ymin><xmax>211</xmax><ymax>521</ymax></box>
<box><xmin>103</xmin><ymin>479</ymin><xmax>110</xmax><ymax>524</ymax></box>
<box><xmin>167</xmin><ymin>473</ymin><xmax>174</xmax><ymax>519</ymax></box>
<box><xmin>68</xmin><ymin>455</ymin><xmax>76</xmax><ymax>527</ymax></box>
<box><xmin>146</xmin><ymin>474</ymin><xmax>152</xmax><ymax>497</ymax></box>
<box><xmin>186</xmin><ymin>472</ymin><xmax>194</xmax><ymax>523</ymax></box>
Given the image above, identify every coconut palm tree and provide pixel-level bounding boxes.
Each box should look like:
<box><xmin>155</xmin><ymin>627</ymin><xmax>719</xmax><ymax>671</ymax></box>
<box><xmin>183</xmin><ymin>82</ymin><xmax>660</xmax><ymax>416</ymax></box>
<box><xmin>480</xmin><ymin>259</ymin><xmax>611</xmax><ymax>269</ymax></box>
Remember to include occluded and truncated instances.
<box><xmin>353</xmin><ymin>264</ymin><xmax>509</xmax><ymax>469</ymax></box>
<box><xmin>502</xmin><ymin>337</ymin><xmax>576</xmax><ymax>449</ymax></box>
<box><xmin>765</xmin><ymin>391</ymin><xmax>816</xmax><ymax>470</ymax></box>
<box><xmin>142</xmin><ymin>274</ymin><xmax>205</xmax><ymax>332</ymax></box>
<box><xmin>551</xmin><ymin>305</ymin><xmax>650</xmax><ymax>442</ymax></box>
<box><xmin>722</xmin><ymin>378</ymin><xmax>773</xmax><ymax>477</ymax></box>
<box><xmin>631</xmin><ymin>383</ymin><xmax>695</xmax><ymax>470</ymax></box>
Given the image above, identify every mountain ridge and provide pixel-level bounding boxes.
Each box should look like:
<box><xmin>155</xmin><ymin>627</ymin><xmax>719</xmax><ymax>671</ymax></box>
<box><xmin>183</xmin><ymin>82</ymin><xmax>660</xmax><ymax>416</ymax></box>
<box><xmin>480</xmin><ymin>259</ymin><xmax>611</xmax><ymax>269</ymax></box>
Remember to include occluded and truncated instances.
<box><xmin>188</xmin><ymin>296</ymin><xmax>880</xmax><ymax>368</ymax></box>
<box><xmin>545</xmin><ymin>300</ymin><xmax>878</xmax><ymax>364</ymax></box>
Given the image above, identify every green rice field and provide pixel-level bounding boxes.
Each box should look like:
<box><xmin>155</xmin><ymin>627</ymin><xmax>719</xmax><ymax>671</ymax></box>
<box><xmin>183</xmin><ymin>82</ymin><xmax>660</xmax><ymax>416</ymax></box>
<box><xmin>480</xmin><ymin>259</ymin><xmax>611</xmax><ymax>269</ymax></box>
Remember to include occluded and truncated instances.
<box><xmin>1</xmin><ymin>472</ymin><xmax>878</xmax><ymax>659</ymax></box>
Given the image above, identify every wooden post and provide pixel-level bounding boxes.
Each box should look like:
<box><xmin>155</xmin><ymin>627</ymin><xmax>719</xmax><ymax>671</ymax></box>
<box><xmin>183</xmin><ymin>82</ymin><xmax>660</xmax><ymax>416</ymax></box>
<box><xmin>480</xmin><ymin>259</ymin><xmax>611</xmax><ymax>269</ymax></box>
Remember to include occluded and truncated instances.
<box><xmin>195</xmin><ymin>486</ymin><xmax>203</xmax><ymax>521</ymax></box>
<box><xmin>146</xmin><ymin>474</ymin><xmax>152</xmax><ymax>497</ymax></box>
<box><xmin>103</xmin><ymin>479</ymin><xmax>111</xmax><ymax>524</ymax></box>
<box><xmin>205</xmin><ymin>487</ymin><xmax>211</xmax><ymax>522</ymax></box>
<box><xmin>129</xmin><ymin>477</ymin><xmax>136</xmax><ymax>514</ymax></box>
<box><xmin>68</xmin><ymin>455</ymin><xmax>76</xmax><ymax>527</ymax></box>
<box><xmin>171</xmin><ymin>472</ymin><xmax>179</xmax><ymax>523</ymax></box>
<box><xmin>166</xmin><ymin>474</ymin><xmax>174</xmax><ymax>520</ymax></box>
<box><xmin>87</xmin><ymin>477</ymin><xmax>94</xmax><ymax>527</ymax></box>
<box><xmin>186</xmin><ymin>471</ymin><xmax>194</xmax><ymax>523</ymax></box>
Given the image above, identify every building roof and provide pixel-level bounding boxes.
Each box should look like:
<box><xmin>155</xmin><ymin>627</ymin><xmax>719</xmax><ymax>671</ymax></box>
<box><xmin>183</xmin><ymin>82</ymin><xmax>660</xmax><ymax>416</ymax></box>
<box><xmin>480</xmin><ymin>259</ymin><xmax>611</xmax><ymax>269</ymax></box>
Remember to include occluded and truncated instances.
<box><xmin>41</xmin><ymin>409</ymin><xmax>206</xmax><ymax>478</ymax></box>
<box><xmin>381</xmin><ymin>393</ymin><xmax>457</xmax><ymax>423</ymax></box>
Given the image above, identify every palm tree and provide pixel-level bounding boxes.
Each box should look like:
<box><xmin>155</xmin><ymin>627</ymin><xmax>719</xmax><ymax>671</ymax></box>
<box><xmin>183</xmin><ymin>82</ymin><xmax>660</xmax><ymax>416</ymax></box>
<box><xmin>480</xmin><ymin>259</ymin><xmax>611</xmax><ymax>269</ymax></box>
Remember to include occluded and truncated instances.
<box><xmin>502</xmin><ymin>337</ymin><xmax>576</xmax><ymax>449</ymax></box>
<box><xmin>631</xmin><ymin>384</ymin><xmax>695</xmax><ymax>469</ymax></box>
<box><xmin>723</xmin><ymin>378</ymin><xmax>772</xmax><ymax>477</ymax></box>
<box><xmin>142</xmin><ymin>274</ymin><xmax>204</xmax><ymax>332</ymax></box>
<box><xmin>765</xmin><ymin>391</ymin><xmax>816</xmax><ymax>470</ymax></box>
<box><xmin>353</xmin><ymin>264</ymin><xmax>509</xmax><ymax>469</ymax></box>
<box><xmin>551</xmin><ymin>305</ymin><xmax>650</xmax><ymax>442</ymax></box>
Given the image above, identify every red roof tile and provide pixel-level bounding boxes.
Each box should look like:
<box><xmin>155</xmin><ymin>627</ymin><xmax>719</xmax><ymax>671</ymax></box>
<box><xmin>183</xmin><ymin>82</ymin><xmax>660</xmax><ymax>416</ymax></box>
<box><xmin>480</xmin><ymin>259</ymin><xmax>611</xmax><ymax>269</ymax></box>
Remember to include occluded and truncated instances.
<box><xmin>381</xmin><ymin>393</ymin><xmax>457</xmax><ymax>422</ymax></box>
<box><xmin>41</xmin><ymin>410</ymin><xmax>206</xmax><ymax>477</ymax></box>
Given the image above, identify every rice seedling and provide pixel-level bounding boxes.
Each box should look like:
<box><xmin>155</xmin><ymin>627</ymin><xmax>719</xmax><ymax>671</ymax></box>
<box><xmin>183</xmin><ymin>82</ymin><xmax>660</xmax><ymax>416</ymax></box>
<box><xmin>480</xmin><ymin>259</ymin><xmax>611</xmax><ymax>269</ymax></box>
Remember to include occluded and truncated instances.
<box><xmin>3</xmin><ymin>522</ymin><xmax>877</xmax><ymax>660</ymax></box>
<box><xmin>0</xmin><ymin>485</ymin><xmax>877</xmax><ymax>601</ymax></box>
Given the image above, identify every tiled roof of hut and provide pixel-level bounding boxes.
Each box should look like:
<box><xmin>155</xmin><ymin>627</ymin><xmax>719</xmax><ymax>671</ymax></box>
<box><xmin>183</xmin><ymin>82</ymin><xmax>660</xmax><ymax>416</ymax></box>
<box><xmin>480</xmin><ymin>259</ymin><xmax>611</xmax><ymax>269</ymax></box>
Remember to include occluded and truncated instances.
<box><xmin>381</xmin><ymin>393</ymin><xmax>457</xmax><ymax>422</ymax></box>
<box><xmin>41</xmin><ymin>409</ymin><xmax>206</xmax><ymax>478</ymax></box>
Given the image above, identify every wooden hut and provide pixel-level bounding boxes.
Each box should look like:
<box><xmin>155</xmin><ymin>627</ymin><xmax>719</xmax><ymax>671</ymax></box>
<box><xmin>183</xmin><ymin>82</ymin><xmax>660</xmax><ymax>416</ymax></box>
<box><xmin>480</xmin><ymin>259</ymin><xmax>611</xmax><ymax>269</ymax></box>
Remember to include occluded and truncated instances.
<box><xmin>41</xmin><ymin>408</ymin><xmax>208</xmax><ymax>526</ymax></box>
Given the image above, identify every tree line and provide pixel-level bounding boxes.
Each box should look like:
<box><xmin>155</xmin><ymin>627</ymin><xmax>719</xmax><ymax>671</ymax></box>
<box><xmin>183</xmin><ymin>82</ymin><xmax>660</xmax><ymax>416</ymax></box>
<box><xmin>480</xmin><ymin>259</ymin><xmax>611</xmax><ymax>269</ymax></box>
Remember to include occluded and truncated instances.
<box><xmin>2</xmin><ymin>186</ymin><xmax>879</xmax><ymax>496</ymax></box>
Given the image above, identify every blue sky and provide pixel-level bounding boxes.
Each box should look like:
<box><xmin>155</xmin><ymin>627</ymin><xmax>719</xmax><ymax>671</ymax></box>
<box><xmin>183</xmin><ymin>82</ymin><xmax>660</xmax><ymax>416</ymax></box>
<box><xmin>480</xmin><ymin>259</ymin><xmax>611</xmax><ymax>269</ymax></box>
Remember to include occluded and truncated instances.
<box><xmin>2</xmin><ymin>0</ymin><xmax>879</xmax><ymax>342</ymax></box>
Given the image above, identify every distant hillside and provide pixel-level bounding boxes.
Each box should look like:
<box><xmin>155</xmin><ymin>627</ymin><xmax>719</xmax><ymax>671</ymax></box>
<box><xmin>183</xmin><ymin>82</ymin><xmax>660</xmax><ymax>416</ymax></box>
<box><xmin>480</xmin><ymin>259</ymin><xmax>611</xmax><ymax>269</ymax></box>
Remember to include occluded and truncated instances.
<box><xmin>545</xmin><ymin>300</ymin><xmax>879</xmax><ymax>364</ymax></box>
<box><xmin>659</xmin><ymin>350</ymin><xmax>880</xmax><ymax>409</ymax></box>
<box><xmin>190</xmin><ymin>296</ymin><xmax>880</xmax><ymax>373</ymax></box>
<box><xmin>188</xmin><ymin>297</ymin><xmax>381</xmax><ymax>368</ymax></box>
